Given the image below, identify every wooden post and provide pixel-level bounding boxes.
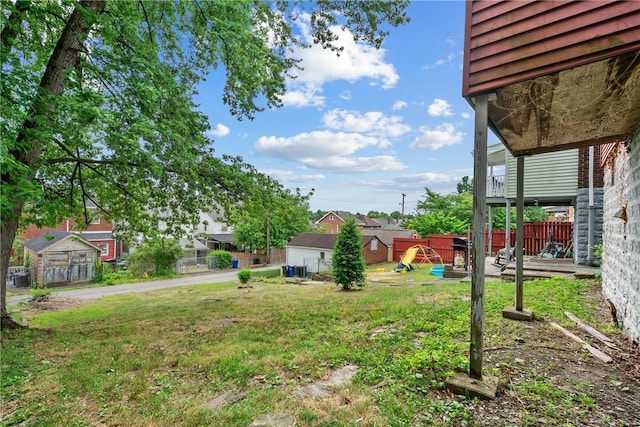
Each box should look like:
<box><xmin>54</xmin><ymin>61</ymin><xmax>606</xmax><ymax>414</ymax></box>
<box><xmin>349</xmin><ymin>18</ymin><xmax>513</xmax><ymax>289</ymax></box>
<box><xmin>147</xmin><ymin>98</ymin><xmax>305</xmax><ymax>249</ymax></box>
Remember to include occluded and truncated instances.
<box><xmin>515</xmin><ymin>156</ymin><xmax>524</xmax><ymax>311</ymax></box>
<box><xmin>470</xmin><ymin>94</ymin><xmax>488</xmax><ymax>380</ymax></box>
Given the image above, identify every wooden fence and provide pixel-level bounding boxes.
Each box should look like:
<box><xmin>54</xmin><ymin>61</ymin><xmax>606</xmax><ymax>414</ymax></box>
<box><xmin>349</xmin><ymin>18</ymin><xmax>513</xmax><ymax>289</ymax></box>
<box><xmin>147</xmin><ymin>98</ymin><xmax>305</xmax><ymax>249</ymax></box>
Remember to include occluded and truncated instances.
<box><xmin>393</xmin><ymin>222</ymin><xmax>573</xmax><ymax>264</ymax></box>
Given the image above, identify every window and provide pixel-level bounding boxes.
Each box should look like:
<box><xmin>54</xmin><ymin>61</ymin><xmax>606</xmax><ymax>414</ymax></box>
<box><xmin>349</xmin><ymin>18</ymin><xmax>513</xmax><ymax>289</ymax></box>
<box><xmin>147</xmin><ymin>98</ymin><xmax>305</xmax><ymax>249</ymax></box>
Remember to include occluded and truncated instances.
<box><xmin>96</xmin><ymin>244</ymin><xmax>108</xmax><ymax>256</ymax></box>
<box><xmin>88</xmin><ymin>209</ymin><xmax>101</xmax><ymax>225</ymax></box>
<box><xmin>371</xmin><ymin>239</ymin><xmax>378</xmax><ymax>251</ymax></box>
<box><xmin>320</xmin><ymin>252</ymin><xmax>325</xmax><ymax>260</ymax></box>
<box><xmin>329</xmin><ymin>215</ymin><xmax>334</xmax><ymax>221</ymax></box>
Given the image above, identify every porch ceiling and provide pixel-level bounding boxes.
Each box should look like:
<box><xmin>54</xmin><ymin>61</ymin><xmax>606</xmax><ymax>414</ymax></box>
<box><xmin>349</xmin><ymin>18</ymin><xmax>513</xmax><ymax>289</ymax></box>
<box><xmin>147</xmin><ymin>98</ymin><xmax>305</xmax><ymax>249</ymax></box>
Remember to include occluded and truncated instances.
<box><xmin>481</xmin><ymin>50</ymin><xmax>640</xmax><ymax>157</ymax></box>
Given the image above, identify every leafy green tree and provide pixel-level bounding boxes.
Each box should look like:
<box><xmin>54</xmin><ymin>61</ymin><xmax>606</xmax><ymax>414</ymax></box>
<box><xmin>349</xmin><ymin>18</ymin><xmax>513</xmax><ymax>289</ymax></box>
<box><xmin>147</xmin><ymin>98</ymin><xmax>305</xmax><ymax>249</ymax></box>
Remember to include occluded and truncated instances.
<box><xmin>406</xmin><ymin>187</ymin><xmax>473</xmax><ymax>235</ymax></box>
<box><xmin>332</xmin><ymin>219</ymin><xmax>365</xmax><ymax>290</ymax></box>
<box><xmin>389</xmin><ymin>210</ymin><xmax>403</xmax><ymax>220</ymax></box>
<box><xmin>229</xmin><ymin>179</ymin><xmax>311</xmax><ymax>257</ymax></box>
<box><xmin>207</xmin><ymin>250</ymin><xmax>233</xmax><ymax>269</ymax></box>
<box><xmin>0</xmin><ymin>0</ymin><xmax>410</xmax><ymax>328</ymax></box>
<box><xmin>127</xmin><ymin>238</ymin><xmax>183</xmax><ymax>277</ymax></box>
<box><xmin>457</xmin><ymin>176</ymin><xmax>473</xmax><ymax>194</ymax></box>
<box><xmin>366</xmin><ymin>210</ymin><xmax>387</xmax><ymax>218</ymax></box>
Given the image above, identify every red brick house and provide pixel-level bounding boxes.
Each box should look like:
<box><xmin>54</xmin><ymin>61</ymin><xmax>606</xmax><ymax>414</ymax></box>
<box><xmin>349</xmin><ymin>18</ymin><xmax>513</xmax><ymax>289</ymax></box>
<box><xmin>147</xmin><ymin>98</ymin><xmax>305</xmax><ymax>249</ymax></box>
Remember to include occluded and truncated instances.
<box><xmin>315</xmin><ymin>211</ymin><xmax>382</xmax><ymax>234</ymax></box>
<box><xmin>20</xmin><ymin>211</ymin><xmax>120</xmax><ymax>263</ymax></box>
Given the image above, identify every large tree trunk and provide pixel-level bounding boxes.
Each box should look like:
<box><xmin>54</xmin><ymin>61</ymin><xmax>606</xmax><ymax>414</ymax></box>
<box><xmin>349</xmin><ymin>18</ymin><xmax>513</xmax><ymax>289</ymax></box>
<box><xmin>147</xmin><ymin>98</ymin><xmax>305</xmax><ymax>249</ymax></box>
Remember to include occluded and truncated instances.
<box><xmin>1</xmin><ymin>0</ymin><xmax>106</xmax><ymax>330</ymax></box>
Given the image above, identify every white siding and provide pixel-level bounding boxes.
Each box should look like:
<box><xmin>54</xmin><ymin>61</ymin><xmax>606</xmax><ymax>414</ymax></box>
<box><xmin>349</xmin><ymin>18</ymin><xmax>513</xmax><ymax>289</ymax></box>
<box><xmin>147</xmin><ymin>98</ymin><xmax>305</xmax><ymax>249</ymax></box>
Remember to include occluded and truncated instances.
<box><xmin>506</xmin><ymin>149</ymin><xmax>578</xmax><ymax>200</ymax></box>
<box><xmin>286</xmin><ymin>247</ymin><xmax>333</xmax><ymax>273</ymax></box>
<box><xmin>602</xmin><ymin>127</ymin><xmax>640</xmax><ymax>343</ymax></box>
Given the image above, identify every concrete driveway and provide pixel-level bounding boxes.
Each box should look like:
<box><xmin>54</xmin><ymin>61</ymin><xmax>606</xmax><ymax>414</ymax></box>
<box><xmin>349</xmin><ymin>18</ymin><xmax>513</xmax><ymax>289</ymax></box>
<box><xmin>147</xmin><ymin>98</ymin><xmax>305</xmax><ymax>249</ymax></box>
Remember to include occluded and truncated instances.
<box><xmin>7</xmin><ymin>264</ymin><xmax>284</xmax><ymax>306</ymax></box>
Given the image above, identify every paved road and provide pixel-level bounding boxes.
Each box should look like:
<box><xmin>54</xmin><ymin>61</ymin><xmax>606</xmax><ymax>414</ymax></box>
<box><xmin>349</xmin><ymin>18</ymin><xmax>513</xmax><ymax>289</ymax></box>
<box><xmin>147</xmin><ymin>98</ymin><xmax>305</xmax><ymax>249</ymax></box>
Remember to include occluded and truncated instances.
<box><xmin>7</xmin><ymin>264</ymin><xmax>284</xmax><ymax>306</ymax></box>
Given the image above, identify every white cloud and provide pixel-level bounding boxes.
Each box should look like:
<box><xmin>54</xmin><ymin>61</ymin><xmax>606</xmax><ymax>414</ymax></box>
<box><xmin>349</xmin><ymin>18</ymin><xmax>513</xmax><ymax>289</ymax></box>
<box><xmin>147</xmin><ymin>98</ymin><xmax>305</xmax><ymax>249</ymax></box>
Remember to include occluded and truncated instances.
<box><xmin>207</xmin><ymin>123</ymin><xmax>230</xmax><ymax>137</ymax></box>
<box><xmin>340</xmin><ymin>91</ymin><xmax>352</xmax><ymax>101</ymax></box>
<box><xmin>281</xmin><ymin>14</ymin><xmax>399</xmax><ymax>108</ymax></box>
<box><xmin>305</xmin><ymin>155</ymin><xmax>405</xmax><ymax>173</ymax></box>
<box><xmin>260</xmin><ymin>168</ymin><xmax>324</xmax><ymax>183</ymax></box>
<box><xmin>410</xmin><ymin>123</ymin><xmax>464</xmax><ymax>150</ymax></box>
<box><xmin>255</xmin><ymin>130</ymin><xmax>406</xmax><ymax>173</ymax></box>
<box><xmin>392</xmin><ymin>100</ymin><xmax>408</xmax><ymax>111</ymax></box>
<box><xmin>279</xmin><ymin>87</ymin><xmax>325</xmax><ymax>108</ymax></box>
<box><xmin>461</xmin><ymin>112</ymin><xmax>471</xmax><ymax>119</ymax></box>
<box><xmin>435</xmin><ymin>53</ymin><xmax>455</xmax><ymax>66</ymax></box>
<box><xmin>322</xmin><ymin>109</ymin><xmax>410</xmax><ymax>138</ymax></box>
<box><xmin>428</xmin><ymin>98</ymin><xmax>453</xmax><ymax>117</ymax></box>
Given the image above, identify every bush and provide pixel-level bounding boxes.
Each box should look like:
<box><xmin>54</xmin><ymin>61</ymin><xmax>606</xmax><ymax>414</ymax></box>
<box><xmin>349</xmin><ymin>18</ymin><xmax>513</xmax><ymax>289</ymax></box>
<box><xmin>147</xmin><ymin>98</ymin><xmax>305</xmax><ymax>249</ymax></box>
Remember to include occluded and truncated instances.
<box><xmin>128</xmin><ymin>238</ymin><xmax>183</xmax><ymax>277</ymax></box>
<box><xmin>207</xmin><ymin>250</ymin><xmax>233</xmax><ymax>269</ymax></box>
<box><xmin>238</xmin><ymin>268</ymin><xmax>252</xmax><ymax>284</ymax></box>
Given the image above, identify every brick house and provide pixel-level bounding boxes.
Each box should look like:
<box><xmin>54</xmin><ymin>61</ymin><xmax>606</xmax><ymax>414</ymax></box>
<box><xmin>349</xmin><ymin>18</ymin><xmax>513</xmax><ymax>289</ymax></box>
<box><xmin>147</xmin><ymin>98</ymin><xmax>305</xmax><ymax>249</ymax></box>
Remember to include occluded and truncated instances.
<box><xmin>315</xmin><ymin>211</ymin><xmax>382</xmax><ymax>234</ymax></box>
<box><xmin>21</xmin><ymin>210</ymin><xmax>120</xmax><ymax>263</ymax></box>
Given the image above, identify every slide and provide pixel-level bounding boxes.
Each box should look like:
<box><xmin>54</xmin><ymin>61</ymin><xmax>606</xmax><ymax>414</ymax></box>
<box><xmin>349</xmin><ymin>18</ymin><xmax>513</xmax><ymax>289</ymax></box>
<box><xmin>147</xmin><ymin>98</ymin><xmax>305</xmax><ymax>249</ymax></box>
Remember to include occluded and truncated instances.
<box><xmin>395</xmin><ymin>247</ymin><xmax>419</xmax><ymax>272</ymax></box>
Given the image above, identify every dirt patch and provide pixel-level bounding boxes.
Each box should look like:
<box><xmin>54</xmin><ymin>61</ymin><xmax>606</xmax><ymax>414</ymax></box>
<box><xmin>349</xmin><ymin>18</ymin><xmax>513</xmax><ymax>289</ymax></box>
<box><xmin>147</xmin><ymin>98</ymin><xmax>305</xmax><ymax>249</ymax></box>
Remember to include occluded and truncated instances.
<box><xmin>431</xmin><ymin>286</ymin><xmax>640</xmax><ymax>427</ymax></box>
<box><xmin>29</xmin><ymin>295</ymin><xmax>89</xmax><ymax>313</ymax></box>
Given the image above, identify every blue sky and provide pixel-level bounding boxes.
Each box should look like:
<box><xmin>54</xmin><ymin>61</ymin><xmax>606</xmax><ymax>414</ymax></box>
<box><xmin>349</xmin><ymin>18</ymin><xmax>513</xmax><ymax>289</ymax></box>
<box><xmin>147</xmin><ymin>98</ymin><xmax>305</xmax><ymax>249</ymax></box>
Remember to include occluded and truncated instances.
<box><xmin>195</xmin><ymin>1</ymin><xmax>494</xmax><ymax>215</ymax></box>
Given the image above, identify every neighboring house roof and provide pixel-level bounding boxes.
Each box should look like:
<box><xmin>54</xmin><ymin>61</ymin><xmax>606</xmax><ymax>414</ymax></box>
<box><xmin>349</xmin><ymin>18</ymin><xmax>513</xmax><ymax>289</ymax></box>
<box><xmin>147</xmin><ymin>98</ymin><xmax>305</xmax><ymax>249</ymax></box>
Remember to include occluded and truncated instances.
<box><xmin>206</xmin><ymin>233</ymin><xmax>235</xmax><ymax>243</ymax></box>
<box><xmin>361</xmin><ymin>229</ymin><xmax>418</xmax><ymax>247</ymax></box>
<box><xmin>78</xmin><ymin>232</ymin><xmax>114</xmax><ymax>241</ymax></box>
<box><xmin>288</xmin><ymin>233</ymin><xmax>337</xmax><ymax>249</ymax></box>
<box><xmin>179</xmin><ymin>238</ymin><xmax>209</xmax><ymax>251</ymax></box>
<box><xmin>24</xmin><ymin>230</ymin><xmax>101</xmax><ymax>253</ymax></box>
<box><xmin>316</xmin><ymin>211</ymin><xmax>382</xmax><ymax>228</ymax></box>
<box><xmin>287</xmin><ymin>232</ymin><xmax>387</xmax><ymax>250</ymax></box>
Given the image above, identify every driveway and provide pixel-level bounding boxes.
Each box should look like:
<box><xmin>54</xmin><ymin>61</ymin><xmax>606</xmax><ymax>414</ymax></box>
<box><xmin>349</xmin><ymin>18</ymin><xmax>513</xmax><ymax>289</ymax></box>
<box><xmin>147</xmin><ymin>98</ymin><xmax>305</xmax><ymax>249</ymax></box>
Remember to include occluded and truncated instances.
<box><xmin>7</xmin><ymin>264</ymin><xmax>284</xmax><ymax>306</ymax></box>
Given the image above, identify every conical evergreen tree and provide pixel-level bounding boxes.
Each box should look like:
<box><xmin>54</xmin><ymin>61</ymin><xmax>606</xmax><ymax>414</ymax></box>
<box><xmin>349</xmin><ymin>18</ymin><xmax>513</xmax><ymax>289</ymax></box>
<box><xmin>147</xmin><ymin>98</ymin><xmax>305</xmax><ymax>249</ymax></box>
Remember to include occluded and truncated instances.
<box><xmin>332</xmin><ymin>219</ymin><xmax>366</xmax><ymax>290</ymax></box>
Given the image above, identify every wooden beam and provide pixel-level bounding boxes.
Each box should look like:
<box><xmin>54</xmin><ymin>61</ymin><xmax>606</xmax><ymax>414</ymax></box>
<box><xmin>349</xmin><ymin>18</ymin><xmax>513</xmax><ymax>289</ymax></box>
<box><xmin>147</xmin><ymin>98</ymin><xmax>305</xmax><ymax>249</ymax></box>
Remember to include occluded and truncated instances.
<box><xmin>470</xmin><ymin>93</ymin><xmax>489</xmax><ymax>380</ymax></box>
<box><xmin>565</xmin><ymin>312</ymin><xmax>617</xmax><ymax>348</ymax></box>
<box><xmin>549</xmin><ymin>322</ymin><xmax>613</xmax><ymax>364</ymax></box>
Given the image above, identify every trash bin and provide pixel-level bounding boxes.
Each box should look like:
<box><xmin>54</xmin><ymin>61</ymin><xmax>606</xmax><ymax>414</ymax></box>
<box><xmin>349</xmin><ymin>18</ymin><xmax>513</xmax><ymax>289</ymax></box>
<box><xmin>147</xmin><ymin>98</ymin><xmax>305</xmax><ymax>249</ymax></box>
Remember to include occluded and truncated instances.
<box><xmin>232</xmin><ymin>259</ymin><xmax>239</xmax><ymax>269</ymax></box>
<box><xmin>282</xmin><ymin>265</ymin><xmax>288</xmax><ymax>276</ymax></box>
<box><xmin>288</xmin><ymin>265</ymin><xmax>296</xmax><ymax>277</ymax></box>
<box><xmin>298</xmin><ymin>265</ymin><xmax>307</xmax><ymax>278</ymax></box>
<box><xmin>15</xmin><ymin>273</ymin><xmax>30</xmax><ymax>288</ymax></box>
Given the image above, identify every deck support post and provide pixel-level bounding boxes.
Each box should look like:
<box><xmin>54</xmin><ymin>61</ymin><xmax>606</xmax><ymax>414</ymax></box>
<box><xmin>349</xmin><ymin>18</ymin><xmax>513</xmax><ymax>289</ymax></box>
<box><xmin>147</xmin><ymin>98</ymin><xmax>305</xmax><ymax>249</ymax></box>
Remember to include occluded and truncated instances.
<box><xmin>445</xmin><ymin>93</ymin><xmax>498</xmax><ymax>400</ymax></box>
<box><xmin>503</xmin><ymin>155</ymin><xmax>534</xmax><ymax>321</ymax></box>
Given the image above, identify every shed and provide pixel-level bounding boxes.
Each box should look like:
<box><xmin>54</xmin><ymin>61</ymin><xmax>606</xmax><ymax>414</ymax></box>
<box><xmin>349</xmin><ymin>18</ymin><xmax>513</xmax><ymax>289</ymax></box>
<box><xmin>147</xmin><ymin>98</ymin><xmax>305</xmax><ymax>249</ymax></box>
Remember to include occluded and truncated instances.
<box><xmin>23</xmin><ymin>230</ymin><xmax>102</xmax><ymax>287</ymax></box>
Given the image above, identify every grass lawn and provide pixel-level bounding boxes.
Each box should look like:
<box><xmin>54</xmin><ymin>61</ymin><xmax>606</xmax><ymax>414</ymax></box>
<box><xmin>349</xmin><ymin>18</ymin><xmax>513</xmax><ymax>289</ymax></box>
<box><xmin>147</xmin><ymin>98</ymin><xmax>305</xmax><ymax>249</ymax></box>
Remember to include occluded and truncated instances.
<box><xmin>2</xmin><ymin>272</ymin><xmax>636</xmax><ymax>426</ymax></box>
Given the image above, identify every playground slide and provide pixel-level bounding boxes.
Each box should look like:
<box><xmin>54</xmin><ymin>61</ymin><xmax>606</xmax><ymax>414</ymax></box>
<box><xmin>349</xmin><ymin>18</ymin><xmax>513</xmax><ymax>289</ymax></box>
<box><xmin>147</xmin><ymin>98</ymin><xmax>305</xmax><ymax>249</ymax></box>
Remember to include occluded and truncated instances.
<box><xmin>399</xmin><ymin>247</ymin><xmax>419</xmax><ymax>267</ymax></box>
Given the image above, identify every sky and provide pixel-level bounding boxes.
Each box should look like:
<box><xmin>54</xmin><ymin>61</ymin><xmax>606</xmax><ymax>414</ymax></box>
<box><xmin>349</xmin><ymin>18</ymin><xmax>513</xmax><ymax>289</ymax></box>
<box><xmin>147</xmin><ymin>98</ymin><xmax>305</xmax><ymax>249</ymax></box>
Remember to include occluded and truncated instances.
<box><xmin>195</xmin><ymin>1</ymin><xmax>496</xmax><ymax>216</ymax></box>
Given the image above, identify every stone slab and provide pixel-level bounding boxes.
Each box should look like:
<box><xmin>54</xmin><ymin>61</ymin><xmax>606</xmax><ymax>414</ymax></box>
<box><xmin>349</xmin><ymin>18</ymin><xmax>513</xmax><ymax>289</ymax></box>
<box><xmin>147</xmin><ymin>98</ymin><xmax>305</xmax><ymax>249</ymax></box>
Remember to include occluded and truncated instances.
<box><xmin>445</xmin><ymin>372</ymin><xmax>499</xmax><ymax>400</ymax></box>
<box><xmin>502</xmin><ymin>307</ymin><xmax>534</xmax><ymax>321</ymax></box>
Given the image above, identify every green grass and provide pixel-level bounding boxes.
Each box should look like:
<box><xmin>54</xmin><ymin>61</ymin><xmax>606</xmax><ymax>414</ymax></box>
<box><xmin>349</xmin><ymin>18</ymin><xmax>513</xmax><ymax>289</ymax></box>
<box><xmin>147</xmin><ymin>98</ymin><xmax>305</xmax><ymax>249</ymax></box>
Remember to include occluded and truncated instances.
<box><xmin>2</xmin><ymin>277</ymin><xmax>614</xmax><ymax>426</ymax></box>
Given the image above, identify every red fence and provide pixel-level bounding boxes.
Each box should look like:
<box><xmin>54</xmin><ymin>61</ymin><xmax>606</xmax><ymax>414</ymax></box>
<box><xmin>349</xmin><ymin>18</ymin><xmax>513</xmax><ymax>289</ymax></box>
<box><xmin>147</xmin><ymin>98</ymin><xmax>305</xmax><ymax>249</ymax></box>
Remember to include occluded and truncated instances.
<box><xmin>393</xmin><ymin>222</ymin><xmax>573</xmax><ymax>264</ymax></box>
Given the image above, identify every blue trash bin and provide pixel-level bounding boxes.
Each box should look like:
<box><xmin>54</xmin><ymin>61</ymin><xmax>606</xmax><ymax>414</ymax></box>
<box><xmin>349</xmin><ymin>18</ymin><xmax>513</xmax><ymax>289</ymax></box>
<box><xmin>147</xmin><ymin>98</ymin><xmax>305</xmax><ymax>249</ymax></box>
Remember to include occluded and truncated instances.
<box><xmin>288</xmin><ymin>265</ymin><xmax>296</xmax><ymax>277</ymax></box>
<box><xmin>232</xmin><ymin>259</ymin><xmax>239</xmax><ymax>269</ymax></box>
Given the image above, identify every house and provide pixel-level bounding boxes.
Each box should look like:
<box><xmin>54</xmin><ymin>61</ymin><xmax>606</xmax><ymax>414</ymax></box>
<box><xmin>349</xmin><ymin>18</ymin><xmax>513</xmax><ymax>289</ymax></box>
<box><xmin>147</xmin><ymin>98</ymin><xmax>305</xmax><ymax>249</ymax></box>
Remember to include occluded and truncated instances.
<box><xmin>315</xmin><ymin>211</ymin><xmax>382</xmax><ymax>234</ymax></box>
<box><xmin>486</xmin><ymin>142</ymin><xmax>605</xmax><ymax>264</ymax></box>
<box><xmin>286</xmin><ymin>232</ymin><xmax>388</xmax><ymax>273</ymax></box>
<box><xmin>23</xmin><ymin>230</ymin><xmax>101</xmax><ymax>287</ymax></box>
<box><xmin>191</xmin><ymin>211</ymin><xmax>236</xmax><ymax>251</ymax></box>
<box><xmin>361</xmin><ymin>228</ymin><xmax>419</xmax><ymax>262</ymax></box>
<box><xmin>20</xmin><ymin>209</ymin><xmax>121</xmax><ymax>262</ymax></box>
<box><xmin>463</xmin><ymin>0</ymin><xmax>640</xmax><ymax>347</ymax></box>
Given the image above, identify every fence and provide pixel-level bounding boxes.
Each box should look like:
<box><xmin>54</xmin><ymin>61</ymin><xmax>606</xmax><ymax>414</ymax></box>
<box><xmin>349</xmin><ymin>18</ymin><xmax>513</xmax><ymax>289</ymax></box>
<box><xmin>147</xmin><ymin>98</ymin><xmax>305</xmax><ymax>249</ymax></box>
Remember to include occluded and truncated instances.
<box><xmin>393</xmin><ymin>221</ymin><xmax>573</xmax><ymax>264</ymax></box>
<box><xmin>6</xmin><ymin>266</ymin><xmax>27</xmax><ymax>284</ymax></box>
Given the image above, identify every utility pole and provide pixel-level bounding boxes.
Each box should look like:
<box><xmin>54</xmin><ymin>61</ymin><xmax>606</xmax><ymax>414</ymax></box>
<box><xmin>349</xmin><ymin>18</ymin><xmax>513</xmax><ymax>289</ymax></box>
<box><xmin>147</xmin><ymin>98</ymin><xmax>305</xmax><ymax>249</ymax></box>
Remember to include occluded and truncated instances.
<box><xmin>401</xmin><ymin>193</ymin><xmax>406</xmax><ymax>217</ymax></box>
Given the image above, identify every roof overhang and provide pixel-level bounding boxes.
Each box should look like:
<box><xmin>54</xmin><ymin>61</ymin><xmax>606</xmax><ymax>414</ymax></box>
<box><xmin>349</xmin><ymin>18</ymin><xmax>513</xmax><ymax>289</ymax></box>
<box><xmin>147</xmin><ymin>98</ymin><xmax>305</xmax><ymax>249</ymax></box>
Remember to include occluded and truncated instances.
<box><xmin>472</xmin><ymin>51</ymin><xmax>640</xmax><ymax>156</ymax></box>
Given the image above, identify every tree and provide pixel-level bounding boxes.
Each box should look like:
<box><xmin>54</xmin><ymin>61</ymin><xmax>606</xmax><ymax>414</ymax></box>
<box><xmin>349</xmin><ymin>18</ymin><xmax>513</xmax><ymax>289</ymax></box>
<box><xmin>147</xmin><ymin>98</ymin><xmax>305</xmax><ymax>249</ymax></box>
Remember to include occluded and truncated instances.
<box><xmin>457</xmin><ymin>176</ymin><xmax>473</xmax><ymax>194</ymax></box>
<box><xmin>332</xmin><ymin>219</ymin><xmax>365</xmax><ymax>290</ymax></box>
<box><xmin>229</xmin><ymin>177</ymin><xmax>311</xmax><ymax>256</ymax></box>
<box><xmin>0</xmin><ymin>0</ymin><xmax>410</xmax><ymax>328</ymax></box>
<box><xmin>406</xmin><ymin>187</ymin><xmax>473</xmax><ymax>235</ymax></box>
<box><xmin>127</xmin><ymin>238</ymin><xmax>183</xmax><ymax>277</ymax></box>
